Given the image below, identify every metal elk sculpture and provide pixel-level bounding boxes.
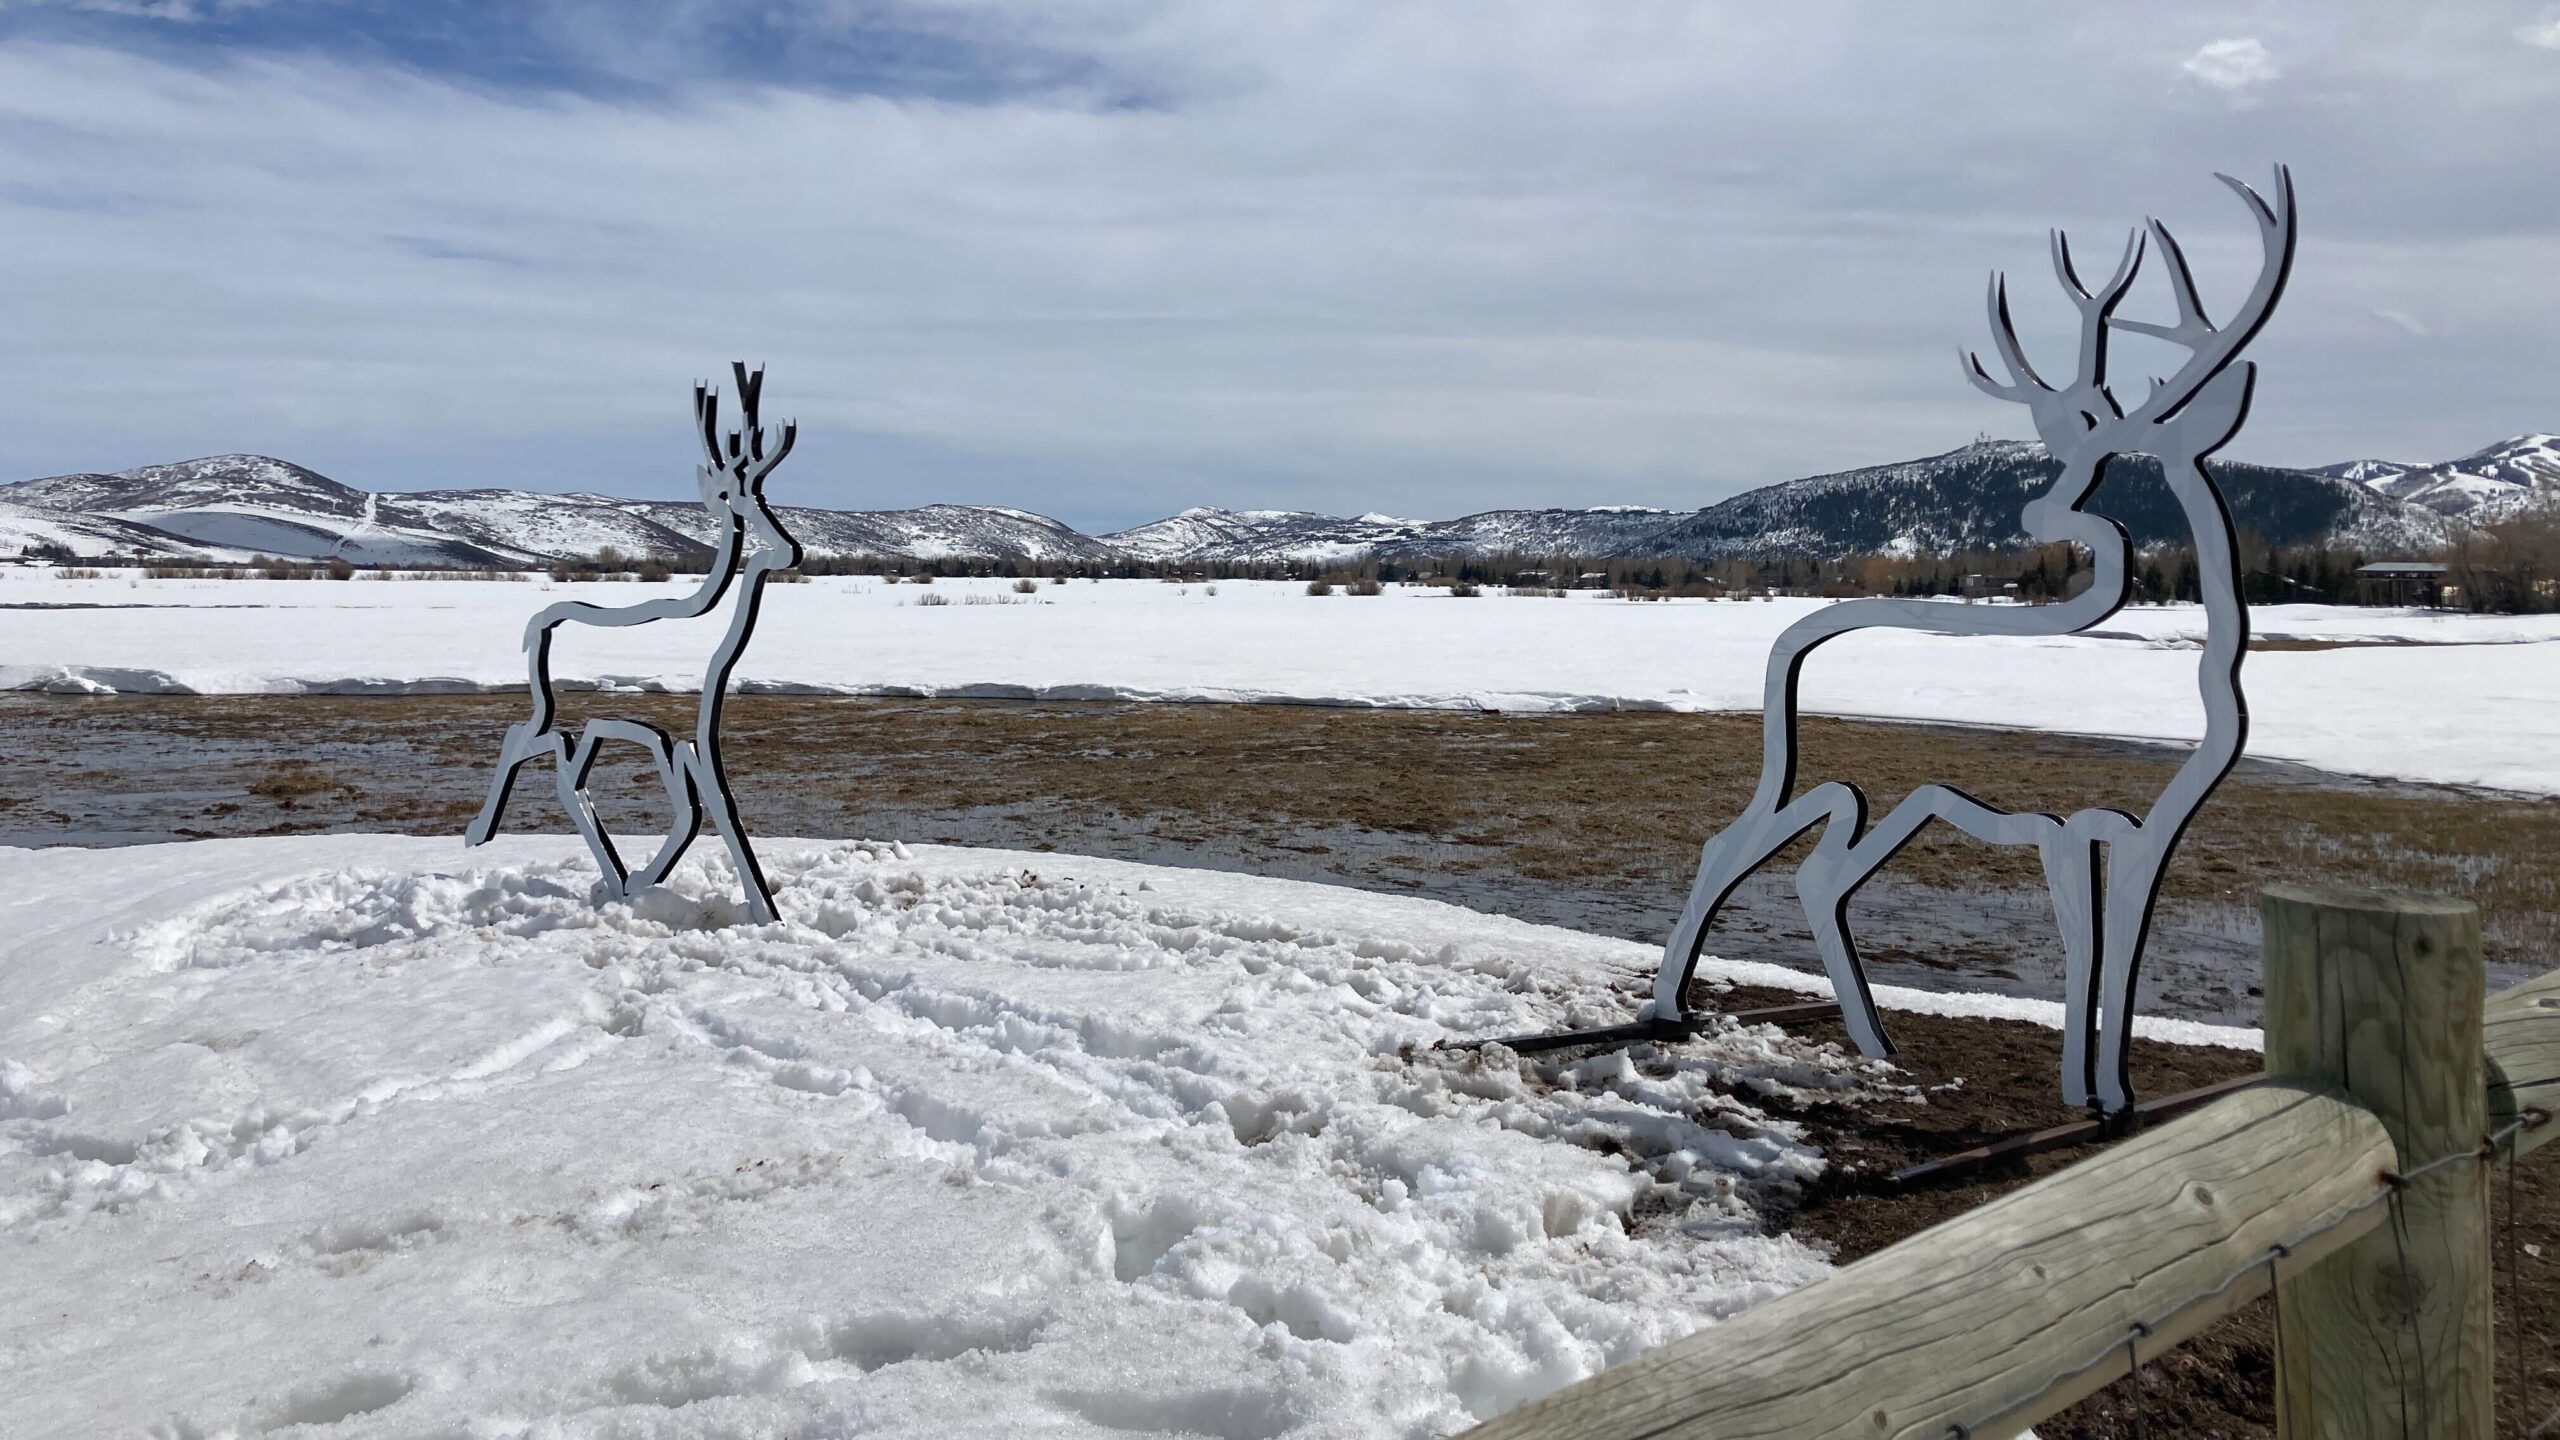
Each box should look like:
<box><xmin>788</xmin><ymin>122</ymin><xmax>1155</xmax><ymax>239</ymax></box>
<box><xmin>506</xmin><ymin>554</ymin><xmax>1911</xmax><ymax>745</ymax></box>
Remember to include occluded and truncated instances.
<box><xmin>466</xmin><ymin>362</ymin><xmax>803</xmax><ymax>924</ymax></box>
<box><xmin>1652</xmin><ymin>168</ymin><xmax>2298</xmax><ymax>1117</ymax></box>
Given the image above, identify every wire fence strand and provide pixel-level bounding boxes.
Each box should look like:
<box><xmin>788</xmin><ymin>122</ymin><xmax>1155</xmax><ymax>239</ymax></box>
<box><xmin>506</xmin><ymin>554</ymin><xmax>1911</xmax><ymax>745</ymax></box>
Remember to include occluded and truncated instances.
<box><xmin>1935</xmin><ymin>1109</ymin><xmax>2545</xmax><ymax>1440</ymax></box>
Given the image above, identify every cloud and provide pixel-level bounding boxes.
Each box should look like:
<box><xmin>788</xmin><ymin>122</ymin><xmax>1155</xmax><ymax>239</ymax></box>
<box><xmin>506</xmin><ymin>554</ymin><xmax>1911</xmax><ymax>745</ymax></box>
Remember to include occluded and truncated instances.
<box><xmin>2370</xmin><ymin>308</ymin><xmax>2430</xmax><ymax>338</ymax></box>
<box><xmin>2180</xmin><ymin>36</ymin><xmax>2280</xmax><ymax>92</ymax></box>
<box><xmin>2520</xmin><ymin>13</ymin><xmax>2560</xmax><ymax>49</ymax></box>
<box><xmin>0</xmin><ymin>5</ymin><xmax>2554</xmax><ymax>528</ymax></box>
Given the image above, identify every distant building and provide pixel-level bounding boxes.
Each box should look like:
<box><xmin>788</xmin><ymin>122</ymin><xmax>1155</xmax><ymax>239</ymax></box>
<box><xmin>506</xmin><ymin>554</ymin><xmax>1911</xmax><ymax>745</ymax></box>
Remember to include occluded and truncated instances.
<box><xmin>2355</xmin><ymin>561</ymin><xmax>2449</xmax><ymax>608</ymax></box>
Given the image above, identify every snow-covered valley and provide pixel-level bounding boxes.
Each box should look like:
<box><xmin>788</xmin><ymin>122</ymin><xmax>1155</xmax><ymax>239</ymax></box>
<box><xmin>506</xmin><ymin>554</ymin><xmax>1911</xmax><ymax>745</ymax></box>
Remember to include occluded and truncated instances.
<box><xmin>6</xmin><ymin>572</ymin><xmax>2557</xmax><ymax>794</ymax></box>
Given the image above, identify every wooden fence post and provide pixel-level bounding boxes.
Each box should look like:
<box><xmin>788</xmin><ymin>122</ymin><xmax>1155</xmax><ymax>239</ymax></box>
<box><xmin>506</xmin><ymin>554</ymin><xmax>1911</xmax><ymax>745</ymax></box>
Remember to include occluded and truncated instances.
<box><xmin>2261</xmin><ymin>884</ymin><xmax>2492</xmax><ymax>1440</ymax></box>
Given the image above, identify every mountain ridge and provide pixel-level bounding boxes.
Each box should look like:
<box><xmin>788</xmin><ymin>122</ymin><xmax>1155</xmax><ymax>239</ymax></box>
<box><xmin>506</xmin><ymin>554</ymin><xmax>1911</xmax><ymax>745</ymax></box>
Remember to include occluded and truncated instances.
<box><xmin>2</xmin><ymin>435</ymin><xmax>2539</xmax><ymax>568</ymax></box>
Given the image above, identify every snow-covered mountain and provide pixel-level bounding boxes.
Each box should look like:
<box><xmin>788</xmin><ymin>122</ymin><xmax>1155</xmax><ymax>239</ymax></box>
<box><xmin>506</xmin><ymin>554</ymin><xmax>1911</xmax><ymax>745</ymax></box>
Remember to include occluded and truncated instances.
<box><xmin>2308</xmin><ymin>457</ymin><xmax>2417</xmax><ymax>486</ymax></box>
<box><xmin>631</xmin><ymin>501</ymin><xmax>1122</xmax><ymax>564</ymax></box>
<box><xmin>384</xmin><ymin>489</ymin><xmax>705</xmax><ymax>566</ymax></box>
<box><xmin>2</xmin><ymin>437</ymin><xmax>2516</xmax><ymax>571</ymax></box>
<box><xmin>0</xmin><ymin>456</ymin><xmax>1113</xmax><ymax>567</ymax></box>
<box><xmin>1630</xmin><ymin>441</ymin><xmax>2448</xmax><ymax>561</ymax></box>
<box><xmin>1102</xmin><ymin>509</ymin><xmax>1430</xmax><ymax>564</ymax></box>
<box><xmin>1</xmin><ymin>456</ymin><xmax>531</xmax><ymax>567</ymax></box>
<box><xmin>2356</xmin><ymin>434</ymin><xmax>2560</xmax><ymax>522</ymax></box>
<box><xmin>0</xmin><ymin>498</ymin><xmax>246</xmax><ymax>563</ymax></box>
<box><xmin>1100</xmin><ymin>505</ymin><xmax>1683</xmax><ymax>564</ymax></box>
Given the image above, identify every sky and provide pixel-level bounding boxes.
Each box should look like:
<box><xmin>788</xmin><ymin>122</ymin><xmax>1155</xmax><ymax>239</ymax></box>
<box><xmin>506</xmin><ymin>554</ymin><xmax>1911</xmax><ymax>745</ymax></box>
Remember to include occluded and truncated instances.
<box><xmin>0</xmin><ymin>3</ymin><xmax>2553</xmax><ymax>531</ymax></box>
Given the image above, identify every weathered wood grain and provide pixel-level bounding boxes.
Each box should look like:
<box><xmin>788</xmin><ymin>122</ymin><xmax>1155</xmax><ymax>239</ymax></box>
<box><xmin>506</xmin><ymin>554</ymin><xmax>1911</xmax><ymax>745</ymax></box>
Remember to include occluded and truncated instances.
<box><xmin>2262</xmin><ymin>884</ymin><xmax>2491</xmax><ymax>1440</ymax></box>
<box><xmin>1459</xmin><ymin>1083</ymin><xmax>2394</xmax><ymax>1440</ymax></box>
<box><xmin>2486</xmin><ymin>965</ymin><xmax>2560</xmax><ymax>1161</ymax></box>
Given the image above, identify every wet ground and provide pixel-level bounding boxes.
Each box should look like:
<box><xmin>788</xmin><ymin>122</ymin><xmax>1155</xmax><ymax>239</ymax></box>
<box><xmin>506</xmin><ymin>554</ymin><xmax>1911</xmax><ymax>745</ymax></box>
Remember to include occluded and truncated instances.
<box><xmin>3</xmin><ymin>693</ymin><xmax>2551</xmax><ymax>1026</ymax></box>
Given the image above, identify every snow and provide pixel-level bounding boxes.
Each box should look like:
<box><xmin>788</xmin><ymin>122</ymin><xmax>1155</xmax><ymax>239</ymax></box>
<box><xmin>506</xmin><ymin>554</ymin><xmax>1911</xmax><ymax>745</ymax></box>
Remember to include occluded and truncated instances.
<box><xmin>2372</xmin><ymin>432</ymin><xmax>2560</xmax><ymax>519</ymax></box>
<box><xmin>0</xmin><ymin>833</ymin><xmax>1974</xmax><ymax>1438</ymax></box>
<box><xmin>8</xmin><ymin>573</ymin><xmax>2558</xmax><ymax>794</ymax></box>
<box><xmin>0</xmin><ymin>500</ymin><xmax>252</xmax><ymax>563</ymax></box>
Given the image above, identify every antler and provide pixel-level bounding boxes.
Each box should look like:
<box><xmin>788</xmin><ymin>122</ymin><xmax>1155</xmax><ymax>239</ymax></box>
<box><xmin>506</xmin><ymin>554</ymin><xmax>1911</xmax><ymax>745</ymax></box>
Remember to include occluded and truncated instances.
<box><xmin>693</xmin><ymin>361</ymin><xmax>798</xmax><ymax>492</ymax></box>
<box><xmin>2110</xmin><ymin>166</ymin><xmax>2296</xmax><ymax>426</ymax></box>
<box><xmin>1963</xmin><ymin>224</ymin><xmax>2145</xmax><ymax>443</ymax></box>
<box><xmin>1961</xmin><ymin>165</ymin><xmax>2295</xmax><ymax>443</ymax></box>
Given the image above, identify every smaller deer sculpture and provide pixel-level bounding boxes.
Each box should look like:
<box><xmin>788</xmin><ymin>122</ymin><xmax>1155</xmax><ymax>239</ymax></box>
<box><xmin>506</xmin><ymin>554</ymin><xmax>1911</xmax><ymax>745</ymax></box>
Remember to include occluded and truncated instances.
<box><xmin>1653</xmin><ymin>169</ymin><xmax>2297</xmax><ymax>1117</ymax></box>
<box><xmin>466</xmin><ymin>362</ymin><xmax>802</xmax><ymax>924</ymax></box>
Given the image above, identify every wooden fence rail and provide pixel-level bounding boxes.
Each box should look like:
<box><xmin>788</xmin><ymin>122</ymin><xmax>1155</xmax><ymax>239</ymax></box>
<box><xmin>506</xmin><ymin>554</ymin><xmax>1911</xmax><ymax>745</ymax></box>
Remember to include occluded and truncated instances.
<box><xmin>1466</xmin><ymin>886</ymin><xmax>2554</xmax><ymax>1440</ymax></box>
<box><xmin>2488</xmin><ymin>965</ymin><xmax>2560</xmax><ymax>1161</ymax></box>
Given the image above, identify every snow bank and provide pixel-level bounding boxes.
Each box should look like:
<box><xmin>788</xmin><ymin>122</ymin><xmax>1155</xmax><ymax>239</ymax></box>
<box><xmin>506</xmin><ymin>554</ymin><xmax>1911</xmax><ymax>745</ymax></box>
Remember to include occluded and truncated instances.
<box><xmin>6</xmin><ymin>574</ymin><xmax>2554</xmax><ymax>793</ymax></box>
<box><xmin>4</xmin><ymin>834</ymin><xmax>1962</xmax><ymax>1438</ymax></box>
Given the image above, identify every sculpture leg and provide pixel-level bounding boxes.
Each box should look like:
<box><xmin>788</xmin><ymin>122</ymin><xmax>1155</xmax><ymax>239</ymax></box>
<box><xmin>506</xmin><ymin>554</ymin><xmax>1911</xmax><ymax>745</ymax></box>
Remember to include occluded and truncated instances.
<box><xmin>2038</xmin><ymin>833</ymin><xmax>2104</xmax><ymax>1109</ymax></box>
<box><xmin>1795</xmin><ymin>790</ymin><xmax>1894</xmax><ymax>1059</ymax></box>
<box><xmin>1805</xmin><ymin>782</ymin><xmax>2051</xmax><ymax>1061</ymax></box>
<box><xmin>1655</xmin><ymin>788</ymin><xmax>1855</xmax><ymax>1023</ymax></box>
<box><xmin>578</xmin><ymin>719</ymin><xmax>700</xmax><ymax>891</ymax></box>
<box><xmin>466</xmin><ymin>719</ymin><xmax>550</xmax><ymax>847</ymax></box>
<box><xmin>552</xmin><ymin>727</ymin><xmax>633</xmax><ymax>899</ymax></box>
<box><xmin>685</xmin><ymin>742</ymin><xmax>779</xmax><ymax>925</ymax></box>
<box><xmin>2091</xmin><ymin>840</ymin><xmax>2172</xmax><ymax>1116</ymax></box>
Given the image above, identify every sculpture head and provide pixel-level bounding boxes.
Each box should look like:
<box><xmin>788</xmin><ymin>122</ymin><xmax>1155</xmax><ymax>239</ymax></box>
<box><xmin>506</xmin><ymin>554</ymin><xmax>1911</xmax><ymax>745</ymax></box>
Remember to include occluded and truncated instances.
<box><xmin>693</xmin><ymin>361</ymin><xmax>803</xmax><ymax>572</ymax></box>
<box><xmin>1963</xmin><ymin>167</ymin><xmax>2296</xmax><ymax>524</ymax></box>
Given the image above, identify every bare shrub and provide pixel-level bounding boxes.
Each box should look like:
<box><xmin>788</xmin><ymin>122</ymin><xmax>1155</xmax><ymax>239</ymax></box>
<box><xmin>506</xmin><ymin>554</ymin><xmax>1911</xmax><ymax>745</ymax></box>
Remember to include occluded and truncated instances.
<box><xmin>1306</xmin><ymin>579</ymin><xmax>1334</xmax><ymax>596</ymax></box>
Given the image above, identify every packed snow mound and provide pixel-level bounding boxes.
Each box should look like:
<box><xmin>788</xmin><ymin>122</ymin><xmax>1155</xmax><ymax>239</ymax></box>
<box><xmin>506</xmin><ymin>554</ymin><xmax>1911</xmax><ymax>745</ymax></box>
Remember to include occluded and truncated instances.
<box><xmin>0</xmin><ymin>835</ymin><xmax>1907</xmax><ymax>1437</ymax></box>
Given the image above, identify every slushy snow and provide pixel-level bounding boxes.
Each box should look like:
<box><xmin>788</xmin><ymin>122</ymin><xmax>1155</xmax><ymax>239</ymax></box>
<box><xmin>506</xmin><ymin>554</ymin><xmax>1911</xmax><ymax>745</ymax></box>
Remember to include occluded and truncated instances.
<box><xmin>0</xmin><ymin>834</ymin><xmax>1985</xmax><ymax>1438</ymax></box>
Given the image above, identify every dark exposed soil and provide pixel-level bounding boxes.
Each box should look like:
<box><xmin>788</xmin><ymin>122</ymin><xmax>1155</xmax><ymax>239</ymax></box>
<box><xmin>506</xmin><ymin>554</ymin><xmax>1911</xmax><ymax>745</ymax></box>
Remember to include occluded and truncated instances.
<box><xmin>2</xmin><ymin>693</ymin><xmax>2554</xmax><ymax>1025</ymax></box>
<box><xmin>3</xmin><ymin>692</ymin><xmax>2553</xmax><ymax>1432</ymax></box>
<box><xmin>1711</xmin><ymin>982</ymin><xmax>2557</xmax><ymax>1439</ymax></box>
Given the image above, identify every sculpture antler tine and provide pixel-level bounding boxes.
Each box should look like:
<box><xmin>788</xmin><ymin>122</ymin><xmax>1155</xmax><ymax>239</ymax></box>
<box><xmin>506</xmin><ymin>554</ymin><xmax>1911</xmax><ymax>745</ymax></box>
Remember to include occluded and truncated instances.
<box><xmin>2122</xmin><ymin>163</ymin><xmax>2297</xmax><ymax>423</ymax></box>
<box><xmin>1962</xmin><ymin>347</ymin><xmax>2028</xmax><ymax>401</ymax></box>
<box><xmin>2049</xmin><ymin>227</ymin><xmax>2145</xmax><ymax>307</ymax></box>
<box><xmin>696</xmin><ymin>383</ymin><xmax>726</xmax><ymax>470</ymax></box>
<box><xmin>2216</xmin><ymin>165</ymin><xmax>2284</xmax><ymax>232</ymax></box>
<box><xmin>2049</xmin><ymin>228</ymin><xmax>2084</xmax><ymax>298</ymax></box>
<box><xmin>2111</xmin><ymin>217</ymin><xmax>2215</xmax><ymax>345</ymax></box>
<box><xmin>733</xmin><ymin>361</ymin><xmax>763</xmax><ymax>428</ymax></box>
<box><xmin>1981</xmin><ymin>272</ymin><xmax>2051</xmax><ymax>395</ymax></box>
<box><xmin>2054</xmin><ymin>227</ymin><xmax>2144</xmax><ymax>399</ymax></box>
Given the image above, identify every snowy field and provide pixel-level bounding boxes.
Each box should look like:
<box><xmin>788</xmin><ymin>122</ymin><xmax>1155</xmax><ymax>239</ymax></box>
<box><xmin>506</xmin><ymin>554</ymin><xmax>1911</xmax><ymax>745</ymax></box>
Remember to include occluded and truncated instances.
<box><xmin>0</xmin><ymin>835</ymin><xmax>2250</xmax><ymax>1438</ymax></box>
<box><xmin>6</xmin><ymin>571</ymin><xmax>2557</xmax><ymax>793</ymax></box>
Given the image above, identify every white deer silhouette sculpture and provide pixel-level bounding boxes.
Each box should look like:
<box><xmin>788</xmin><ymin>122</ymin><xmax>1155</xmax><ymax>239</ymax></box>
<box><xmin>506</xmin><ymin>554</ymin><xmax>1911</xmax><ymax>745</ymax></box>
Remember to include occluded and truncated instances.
<box><xmin>1653</xmin><ymin>168</ymin><xmax>2297</xmax><ymax>1117</ymax></box>
<box><xmin>466</xmin><ymin>362</ymin><xmax>803</xmax><ymax>924</ymax></box>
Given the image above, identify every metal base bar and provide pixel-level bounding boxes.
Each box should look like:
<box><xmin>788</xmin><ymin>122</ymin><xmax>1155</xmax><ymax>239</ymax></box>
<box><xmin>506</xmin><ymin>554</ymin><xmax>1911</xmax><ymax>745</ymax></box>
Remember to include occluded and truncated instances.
<box><xmin>1888</xmin><ymin>1073</ymin><xmax>2263</xmax><ymax>1187</ymax></box>
<box><xmin>1457</xmin><ymin>999</ymin><xmax>1845</xmax><ymax>1057</ymax></box>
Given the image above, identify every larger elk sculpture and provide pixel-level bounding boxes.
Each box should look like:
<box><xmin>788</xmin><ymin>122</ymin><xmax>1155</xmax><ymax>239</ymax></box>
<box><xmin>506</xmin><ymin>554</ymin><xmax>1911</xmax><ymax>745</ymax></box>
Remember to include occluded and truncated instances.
<box><xmin>466</xmin><ymin>363</ymin><xmax>802</xmax><ymax>924</ymax></box>
<box><xmin>1647</xmin><ymin>169</ymin><xmax>2297</xmax><ymax>1117</ymax></box>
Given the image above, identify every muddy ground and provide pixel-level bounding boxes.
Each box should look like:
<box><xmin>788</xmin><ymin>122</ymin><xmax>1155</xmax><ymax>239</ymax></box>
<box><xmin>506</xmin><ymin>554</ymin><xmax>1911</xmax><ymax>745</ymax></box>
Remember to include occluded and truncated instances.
<box><xmin>1712</xmin><ymin>983</ymin><xmax>2558</xmax><ymax>1439</ymax></box>
<box><xmin>3</xmin><ymin>693</ymin><xmax>2551</xmax><ymax>1023</ymax></box>
<box><xmin>3</xmin><ymin>692</ymin><xmax>2553</xmax><ymax>1432</ymax></box>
